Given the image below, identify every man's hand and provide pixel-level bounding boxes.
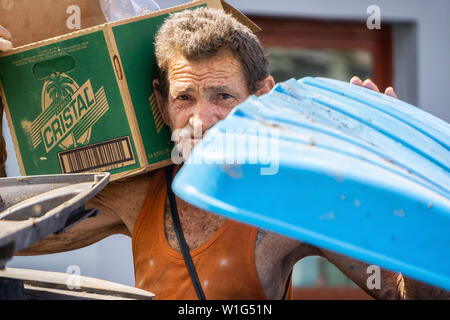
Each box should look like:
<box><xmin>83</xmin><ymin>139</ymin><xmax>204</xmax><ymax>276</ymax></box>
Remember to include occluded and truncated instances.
<box><xmin>350</xmin><ymin>76</ymin><xmax>397</xmax><ymax>99</ymax></box>
<box><xmin>346</xmin><ymin>76</ymin><xmax>450</xmax><ymax>299</ymax></box>
<box><xmin>0</xmin><ymin>25</ymin><xmax>13</xmax><ymax>52</ymax></box>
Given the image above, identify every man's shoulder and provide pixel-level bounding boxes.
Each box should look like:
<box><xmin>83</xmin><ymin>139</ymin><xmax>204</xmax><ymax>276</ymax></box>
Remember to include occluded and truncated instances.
<box><xmin>107</xmin><ymin>167</ymin><xmax>166</xmax><ymax>192</ymax></box>
<box><xmin>89</xmin><ymin>169</ymin><xmax>166</xmax><ymax>230</ymax></box>
<box><xmin>255</xmin><ymin>228</ymin><xmax>322</xmax><ymax>262</ymax></box>
<box><xmin>256</xmin><ymin>228</ymin><xmax>301</xmax><ymax>250</ymax></box>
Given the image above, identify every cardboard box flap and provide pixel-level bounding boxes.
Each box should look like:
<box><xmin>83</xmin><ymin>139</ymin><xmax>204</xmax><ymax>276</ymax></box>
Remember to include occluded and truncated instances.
<box><xmin>1</xmin><ymin>0</ymin><xmax>260</xmax><ymax>55</ymax></box>
<box><xmin>220</xmin><ymin>0</ymin><xmax>261</xmax><ymax>33</ymax></box>
<box><xmin>104</xmin><ymin>0</ymin><xmax>261</xmax><ymax>33</ymax></box>
<box><xmin>0</xmin><ymin>0</ymin><xmax>106</xmax><ymax>48</ymax></box>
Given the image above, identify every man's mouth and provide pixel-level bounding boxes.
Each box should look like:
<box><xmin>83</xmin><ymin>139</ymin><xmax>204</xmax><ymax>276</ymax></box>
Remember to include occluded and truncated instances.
<box><xmin>190</xmin><ymin>130</ymin><xmax>209</xmax><ymax>145</ymax></box>
<box><xmin>190</xmin><ymin>137</ymin><xmax>202</xmax><ymax>146</ymax></box>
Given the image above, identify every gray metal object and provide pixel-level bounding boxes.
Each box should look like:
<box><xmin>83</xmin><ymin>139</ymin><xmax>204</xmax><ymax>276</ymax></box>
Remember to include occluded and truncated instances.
<box><xmin>0</xmin><ymin>268</ymin><xmax>154</xmax><ymax>300</ymax></box>
<box><xmin>0</xmin><ymin>172</ymin><xmax>157</xmax><ymax>300</ymax></box>
<box><xmin>0</xmin><ymin>172</ymin><xmax>110</xmax><ymax>269</ymax></box>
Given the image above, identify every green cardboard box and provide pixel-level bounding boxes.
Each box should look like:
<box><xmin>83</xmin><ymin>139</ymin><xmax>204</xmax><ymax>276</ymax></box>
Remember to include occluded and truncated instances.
<box><xmin>0</xmin><ymin>0</ymin><xmax>259</xmax><ymax>180</ymax></box>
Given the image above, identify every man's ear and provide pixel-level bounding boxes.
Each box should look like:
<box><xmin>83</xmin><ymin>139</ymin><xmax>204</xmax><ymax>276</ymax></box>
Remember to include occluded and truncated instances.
<box><xmin>152</xmin><ymin>79</ymin><xmax>170</xmax><ymax>126</ymax></box>
<box><xmin>254</xmin><ymin>75</ymin><xmax>275</xmax><ymax>97</ymax></box>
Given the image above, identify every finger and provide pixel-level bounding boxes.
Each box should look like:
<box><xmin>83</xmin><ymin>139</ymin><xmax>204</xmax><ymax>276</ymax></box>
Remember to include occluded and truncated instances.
<box><xmin>0</xmin><ymin>25</ymin><xmax>12</xmax><ymax>41</ymax></box>
<box><xmin>0</xmin><ymin>38</ymin><xmax>13</xmax><ymax>52</ymax></box>
<box><xmin>384</xmin><ymin>87</ymin><xmax>398</xmax><ymax>99</ymax></box>
<box><xmin>350</xmin><ymin>76</ymin><xmax>364</xmax><ymax>86</ymax></box>
<box><xmin>363</xmin><ymin>79</ymin><xmax>380</xmax><ymax>92</ymax></box>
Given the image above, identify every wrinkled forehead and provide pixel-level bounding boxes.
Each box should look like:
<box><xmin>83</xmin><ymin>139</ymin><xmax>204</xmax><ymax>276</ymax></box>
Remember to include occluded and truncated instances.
<box><xmin>166</xmin><ymin>49</ymin><xmax>248</xmax><ymax>94</ymax></box>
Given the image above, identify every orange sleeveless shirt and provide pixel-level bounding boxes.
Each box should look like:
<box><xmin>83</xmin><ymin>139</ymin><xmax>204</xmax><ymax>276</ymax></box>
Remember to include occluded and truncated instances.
<box><xmin>132</xmin><ymin>167</ymin><xmax>293</xmax><ymax>300</ymax></box>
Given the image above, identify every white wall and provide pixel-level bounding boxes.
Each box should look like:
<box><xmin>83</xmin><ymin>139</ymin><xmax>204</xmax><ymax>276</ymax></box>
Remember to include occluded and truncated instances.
<box><xmin>6</xmin><ymin>234</ymin><xmax>135</xmax><ymax>286</ymax></box>
<box><xmin>227</xmin><ymin>0</ymin><xmax>450</xmax><ymax>122</ymax></box>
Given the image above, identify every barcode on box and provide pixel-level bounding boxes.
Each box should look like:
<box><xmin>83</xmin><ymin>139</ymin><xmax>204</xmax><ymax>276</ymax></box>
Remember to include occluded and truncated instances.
<box><xmin>58</xmin><ymin>136</ymin><xmax>136</xmax><ymax>173</ymax></box>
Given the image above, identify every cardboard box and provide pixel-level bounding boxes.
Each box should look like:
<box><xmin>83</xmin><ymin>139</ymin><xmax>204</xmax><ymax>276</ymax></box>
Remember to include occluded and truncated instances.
<box><xmin>1</xmin><ymin>0</ymin><xmax>107</xmax><ymax>178</ymax></box>
<box><xmin>0</xmin><ymin>0</ymin><xmax>107</xmax><ymax>48</ymax></box>
<box><xmin>0</xmin><ymin>0</ymin><xmax>260</xmax><ymax>180</ymax></box>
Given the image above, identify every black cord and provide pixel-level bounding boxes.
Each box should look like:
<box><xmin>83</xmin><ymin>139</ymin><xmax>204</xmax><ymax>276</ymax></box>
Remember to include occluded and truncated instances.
<box><xmin>165</xmin><ymin>165</ymin><xmax>207</xmax><ymax>300</ymax></box>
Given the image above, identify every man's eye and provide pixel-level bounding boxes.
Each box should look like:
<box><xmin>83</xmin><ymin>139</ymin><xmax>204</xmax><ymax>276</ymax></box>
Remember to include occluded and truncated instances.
<box><xmin>219</xmin><ymin>93</ymin><xmax>233</xmax><ymax>99</ymax></box>
<box><xmin>177</xmin><ymin>95</ymin><xmax>191</xmax><ymax>101</ymax></box>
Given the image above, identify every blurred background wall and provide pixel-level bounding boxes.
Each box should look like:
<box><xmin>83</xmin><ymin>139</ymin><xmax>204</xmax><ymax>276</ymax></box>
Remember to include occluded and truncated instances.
<box><xmin>3</xmin><ymin>0</ymin><xmax>449</xmax><ymax>299</ymax></box>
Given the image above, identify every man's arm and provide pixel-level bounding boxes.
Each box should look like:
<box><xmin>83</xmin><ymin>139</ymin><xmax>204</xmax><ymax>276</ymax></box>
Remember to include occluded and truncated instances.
<box><xmin>402</xmin><ymin>276</ymin><xmax>450</xmax><ymax>300</ymax></box>
<box><xmin>16</xmin><ymin>185</ymin><xmax>130</xmax><ymax>256</ymax></box>
<box><xmin>318</xmin><ymin>248</ymin><xmax>406</xmax><ymax>300</ymax></box>
<box><xmin>319</xmin><ymin>248</ymin><xmax>450</xmax><ymax>300</ymax></box>
<box><xmin>1</xmin><ymin>25</ymin><xmax>13</xmax><ymax>177</ymax></box>
<box><xmin>16</xmin><ymin>171</ymin><xmax>153</xmax><ymax>255</ymax></box>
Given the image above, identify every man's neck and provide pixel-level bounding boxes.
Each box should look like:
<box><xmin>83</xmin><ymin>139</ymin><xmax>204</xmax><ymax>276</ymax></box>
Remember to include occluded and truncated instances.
<box><xmin>173</xmin><ymin>164</ymin><xmax>183</xmax><ymax>175</ymax></box>
<box><xmin>169</xmin><ymin>163</ymin><xmax>227</xmax><ymax>231</ymax></box>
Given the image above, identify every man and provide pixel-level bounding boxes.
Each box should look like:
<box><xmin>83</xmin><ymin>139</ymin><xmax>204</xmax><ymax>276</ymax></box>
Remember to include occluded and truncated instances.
<box><xmin>0</xmin><ymin>25</ymin><xmax>11</xmax><ymax>177</ymax></box>
<box><xmin>1</xmin><ymin>8</ymin><xmax>448</xmax><ymax>300</ymax></box>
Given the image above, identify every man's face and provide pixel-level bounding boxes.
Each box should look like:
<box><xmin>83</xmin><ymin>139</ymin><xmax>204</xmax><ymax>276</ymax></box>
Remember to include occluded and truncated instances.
<box><xmin>158</xmin><ymin>49</ymin><xmax>250</xmax><ymax>160</ymax></box>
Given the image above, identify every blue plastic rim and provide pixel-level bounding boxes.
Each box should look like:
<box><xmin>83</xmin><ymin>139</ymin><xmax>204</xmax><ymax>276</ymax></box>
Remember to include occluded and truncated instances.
<box><xmin>172</xmin><ymin>77</ymin><xmax>450</xmax><ymax>291</ymax></box>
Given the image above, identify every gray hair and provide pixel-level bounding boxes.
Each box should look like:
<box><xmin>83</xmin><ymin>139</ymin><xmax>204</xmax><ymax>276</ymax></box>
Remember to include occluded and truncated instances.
<box><xmin>154</xmin><ymin>7</ymin><xmax>269</xmax><ymax>100</ymax></box>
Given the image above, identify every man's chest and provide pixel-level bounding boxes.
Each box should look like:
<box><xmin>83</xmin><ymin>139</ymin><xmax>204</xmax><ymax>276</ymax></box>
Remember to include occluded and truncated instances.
<box><xmin>163</xmin><ymin>195</ymin><xmax>227</xmax><ymax>251</ymax></box>
<box><xmin>159</xmin><ymin>193</ymin><xmax>315</xmax><ymax>300</ymax></box>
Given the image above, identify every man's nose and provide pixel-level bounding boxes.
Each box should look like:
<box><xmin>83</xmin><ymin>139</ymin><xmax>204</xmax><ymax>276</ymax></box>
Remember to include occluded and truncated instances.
<box><xmin>190</xmin><ymin>102</ymin><xmax>223</xmax><ymax>132</ymax></box>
